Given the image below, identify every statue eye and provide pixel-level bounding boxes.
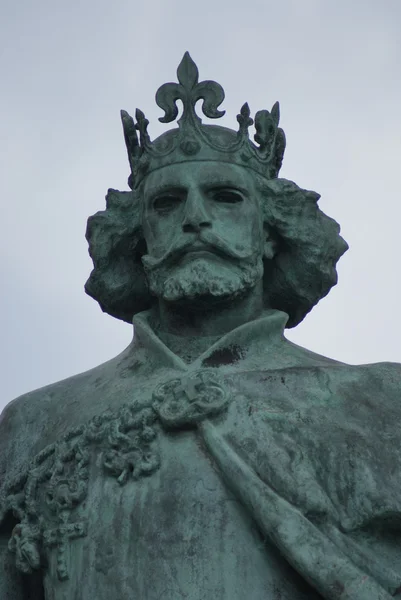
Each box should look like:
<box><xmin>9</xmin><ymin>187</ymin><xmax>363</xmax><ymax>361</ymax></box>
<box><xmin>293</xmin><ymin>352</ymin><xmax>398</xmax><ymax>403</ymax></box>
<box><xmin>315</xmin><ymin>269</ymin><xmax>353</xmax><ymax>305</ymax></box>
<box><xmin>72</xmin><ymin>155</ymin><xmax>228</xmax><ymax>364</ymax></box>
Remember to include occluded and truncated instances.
<box><xmin>212</xmin><ymin>189</ymin><xmax>243</xmax><ymax>204</ymax></box>
<box><xmin>153</xmin><ymin>195</ymin><xmax>182</xmax><ymax>212</ymax></box>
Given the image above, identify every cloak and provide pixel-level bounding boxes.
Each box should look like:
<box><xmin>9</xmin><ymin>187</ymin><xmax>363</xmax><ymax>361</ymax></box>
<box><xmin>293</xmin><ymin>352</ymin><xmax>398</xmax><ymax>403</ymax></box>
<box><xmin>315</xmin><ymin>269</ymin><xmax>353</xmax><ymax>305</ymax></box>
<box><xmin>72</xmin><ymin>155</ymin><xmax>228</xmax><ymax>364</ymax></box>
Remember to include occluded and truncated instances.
<box><xmin>1</xmin><ymin>309</ymin><xmax>401</xmax><ymax>599</ymax></box>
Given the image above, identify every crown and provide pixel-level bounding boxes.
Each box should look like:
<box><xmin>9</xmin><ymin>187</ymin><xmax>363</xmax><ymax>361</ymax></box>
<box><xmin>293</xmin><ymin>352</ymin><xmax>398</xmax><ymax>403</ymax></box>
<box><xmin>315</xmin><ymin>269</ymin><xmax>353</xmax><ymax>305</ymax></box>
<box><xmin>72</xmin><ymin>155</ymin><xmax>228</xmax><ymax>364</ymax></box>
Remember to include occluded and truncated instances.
<box><xmin>121</xmin><ymin>52</ymin><xmax>286</xmax><ymax>189</ymax></box>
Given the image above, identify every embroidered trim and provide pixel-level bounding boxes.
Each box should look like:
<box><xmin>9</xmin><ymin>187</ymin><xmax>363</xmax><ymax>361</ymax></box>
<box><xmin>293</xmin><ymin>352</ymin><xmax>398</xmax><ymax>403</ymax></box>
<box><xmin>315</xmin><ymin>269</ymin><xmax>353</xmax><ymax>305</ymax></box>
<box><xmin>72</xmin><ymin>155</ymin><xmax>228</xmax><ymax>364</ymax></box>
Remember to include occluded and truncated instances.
<box><xmin>3</xmin><ymin>368</ymin><xmax>231</xmax><ymax>582</ymax></box>
<box><xmin>4</xmin><ymin>402</ymin><xmax>159</xmax><ymax>581</ymax></box>
<box><xmin>153</xmin><ymin>369</ymin><xmax>229</xmax><ymax>429</ymax></box>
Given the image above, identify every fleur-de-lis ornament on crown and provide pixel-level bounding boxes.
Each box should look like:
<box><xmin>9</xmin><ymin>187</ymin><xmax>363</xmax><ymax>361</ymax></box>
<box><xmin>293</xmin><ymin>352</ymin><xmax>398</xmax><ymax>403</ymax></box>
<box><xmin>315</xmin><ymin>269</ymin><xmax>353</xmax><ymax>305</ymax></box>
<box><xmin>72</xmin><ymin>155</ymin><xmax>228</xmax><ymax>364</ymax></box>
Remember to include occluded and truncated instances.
<box><xmin>121</xmin><ymin>52</ymin><xmax>286</xmax><ymax>189</ymax></box>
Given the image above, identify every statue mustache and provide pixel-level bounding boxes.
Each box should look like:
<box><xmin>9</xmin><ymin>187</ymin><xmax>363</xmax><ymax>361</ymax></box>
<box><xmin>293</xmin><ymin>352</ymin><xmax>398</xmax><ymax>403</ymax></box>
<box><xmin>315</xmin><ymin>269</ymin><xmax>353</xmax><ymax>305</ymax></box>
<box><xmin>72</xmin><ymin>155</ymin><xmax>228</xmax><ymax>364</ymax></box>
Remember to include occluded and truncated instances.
<box><xmin>142</xmin><ymin>232</ymin><xmax>252</xmax><ymax>271</ymax></box>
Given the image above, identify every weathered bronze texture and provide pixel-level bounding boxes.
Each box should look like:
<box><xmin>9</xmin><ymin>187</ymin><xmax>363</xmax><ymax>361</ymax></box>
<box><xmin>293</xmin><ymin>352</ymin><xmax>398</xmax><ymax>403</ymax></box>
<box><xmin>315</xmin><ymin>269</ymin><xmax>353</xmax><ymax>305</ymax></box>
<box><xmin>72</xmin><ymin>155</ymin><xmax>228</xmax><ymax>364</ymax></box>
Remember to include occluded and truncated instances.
<box><xmin>1</xmin><ymin>53</ymin><xmax>399</xmax><ymax>600</ymax></box>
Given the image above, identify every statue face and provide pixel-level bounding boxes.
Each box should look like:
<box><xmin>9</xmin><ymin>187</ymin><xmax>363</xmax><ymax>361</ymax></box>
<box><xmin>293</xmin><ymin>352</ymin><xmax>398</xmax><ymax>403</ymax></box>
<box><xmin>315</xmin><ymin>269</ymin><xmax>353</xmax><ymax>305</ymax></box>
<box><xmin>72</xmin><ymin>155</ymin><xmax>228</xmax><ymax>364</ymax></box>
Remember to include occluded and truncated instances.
<box><xmin>141</xmin><ymin>161</ymin><xmax>268</xmax><ymax>305</ymax></box>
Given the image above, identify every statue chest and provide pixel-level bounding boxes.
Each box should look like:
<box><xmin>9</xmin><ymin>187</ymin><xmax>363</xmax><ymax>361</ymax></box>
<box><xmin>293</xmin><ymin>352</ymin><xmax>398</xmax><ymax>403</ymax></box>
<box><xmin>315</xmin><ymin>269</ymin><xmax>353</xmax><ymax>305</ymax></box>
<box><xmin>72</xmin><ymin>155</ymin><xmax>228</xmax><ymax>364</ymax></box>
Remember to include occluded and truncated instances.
<box><xmin>36</xmin><ymin>428</ymin><xmax>317</xmax><ymax>600</ymax></box>
<box><xmin>6</xmin><ymin>368</ymin><xmax>325</xmax><ymax>599</ymax></box>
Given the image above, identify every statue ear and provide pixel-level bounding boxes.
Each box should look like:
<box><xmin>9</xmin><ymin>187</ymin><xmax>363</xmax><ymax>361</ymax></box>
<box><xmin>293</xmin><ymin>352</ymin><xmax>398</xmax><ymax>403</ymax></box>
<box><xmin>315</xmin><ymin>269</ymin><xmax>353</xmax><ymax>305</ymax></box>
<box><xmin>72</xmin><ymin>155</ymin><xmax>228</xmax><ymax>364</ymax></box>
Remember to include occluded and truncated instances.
<box><xmin>263</xmin><ymin>224</ymin><xmax>278</xmax><ymax>260</ymax></box>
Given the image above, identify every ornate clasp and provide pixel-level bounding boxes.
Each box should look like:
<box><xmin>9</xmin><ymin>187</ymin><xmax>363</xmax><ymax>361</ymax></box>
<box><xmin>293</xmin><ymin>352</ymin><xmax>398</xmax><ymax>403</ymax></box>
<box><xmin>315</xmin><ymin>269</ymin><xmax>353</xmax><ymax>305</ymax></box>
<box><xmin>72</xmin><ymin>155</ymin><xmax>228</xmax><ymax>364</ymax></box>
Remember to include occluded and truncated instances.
<box><xmin>152</xmin><ymin>369</ymin><xmax>230</xmax><ymax>430</ymax></box>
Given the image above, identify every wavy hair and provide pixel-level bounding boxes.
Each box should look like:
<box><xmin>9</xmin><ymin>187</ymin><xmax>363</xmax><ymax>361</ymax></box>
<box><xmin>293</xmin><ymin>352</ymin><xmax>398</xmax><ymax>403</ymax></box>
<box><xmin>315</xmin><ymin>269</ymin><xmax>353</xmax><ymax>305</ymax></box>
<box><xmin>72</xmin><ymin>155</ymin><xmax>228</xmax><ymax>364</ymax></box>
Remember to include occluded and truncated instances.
<box><xmin>85</xmin><ymin>177</ymin><xmax>348</xmax><ymax>328</ymax></box>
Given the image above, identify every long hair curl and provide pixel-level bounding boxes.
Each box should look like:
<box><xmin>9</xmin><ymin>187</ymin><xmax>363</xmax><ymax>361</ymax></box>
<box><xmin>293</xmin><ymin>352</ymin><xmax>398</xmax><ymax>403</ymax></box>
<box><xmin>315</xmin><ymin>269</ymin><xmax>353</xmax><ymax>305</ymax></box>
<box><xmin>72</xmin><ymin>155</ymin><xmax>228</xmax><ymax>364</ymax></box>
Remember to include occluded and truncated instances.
<box><xmin>85</xmin><ymin>178</ymin><xmax>348</xmax><ymax>328</ymax></box>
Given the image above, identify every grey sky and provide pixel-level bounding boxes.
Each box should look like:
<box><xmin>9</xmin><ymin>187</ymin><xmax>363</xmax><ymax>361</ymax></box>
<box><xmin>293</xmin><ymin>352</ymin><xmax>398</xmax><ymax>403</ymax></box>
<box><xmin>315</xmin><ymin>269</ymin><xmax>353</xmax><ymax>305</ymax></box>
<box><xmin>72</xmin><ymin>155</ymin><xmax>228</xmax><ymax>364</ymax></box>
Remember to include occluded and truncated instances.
<box><xmin>1</xmin><ymin>0</ymin><xmax>400</xmax><ymax>409</ymax></box>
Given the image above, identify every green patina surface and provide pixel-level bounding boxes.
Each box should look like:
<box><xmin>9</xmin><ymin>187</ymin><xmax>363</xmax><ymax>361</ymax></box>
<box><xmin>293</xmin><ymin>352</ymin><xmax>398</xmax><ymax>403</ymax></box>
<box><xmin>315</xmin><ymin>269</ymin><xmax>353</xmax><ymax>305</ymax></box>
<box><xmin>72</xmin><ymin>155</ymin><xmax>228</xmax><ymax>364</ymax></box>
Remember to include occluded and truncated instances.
<box><xmin>1</xmin><ymin>53</ymin><xmax>400</xmax><ymax>600</ymax></box>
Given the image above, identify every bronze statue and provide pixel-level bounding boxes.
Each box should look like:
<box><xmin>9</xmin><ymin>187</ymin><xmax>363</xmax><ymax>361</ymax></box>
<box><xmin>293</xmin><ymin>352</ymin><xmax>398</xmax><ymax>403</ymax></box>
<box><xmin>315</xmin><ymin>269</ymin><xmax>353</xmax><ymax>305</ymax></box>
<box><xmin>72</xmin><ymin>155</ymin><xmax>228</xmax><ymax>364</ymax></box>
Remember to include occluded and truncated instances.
<box><xmin>1</xmin><ymin>52</ymin><xmax>400</xmax><ymax>600</ymax></box>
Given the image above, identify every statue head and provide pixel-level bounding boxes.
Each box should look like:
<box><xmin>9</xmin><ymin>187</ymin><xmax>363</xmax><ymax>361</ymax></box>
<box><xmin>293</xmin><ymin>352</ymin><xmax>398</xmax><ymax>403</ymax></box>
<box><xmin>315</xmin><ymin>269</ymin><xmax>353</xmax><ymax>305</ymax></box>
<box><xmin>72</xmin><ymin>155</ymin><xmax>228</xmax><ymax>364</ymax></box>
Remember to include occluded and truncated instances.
<box><xmin>85</xmin><ymin>53</ymin><xmax>348</xmax><ymax>328</ymax></box>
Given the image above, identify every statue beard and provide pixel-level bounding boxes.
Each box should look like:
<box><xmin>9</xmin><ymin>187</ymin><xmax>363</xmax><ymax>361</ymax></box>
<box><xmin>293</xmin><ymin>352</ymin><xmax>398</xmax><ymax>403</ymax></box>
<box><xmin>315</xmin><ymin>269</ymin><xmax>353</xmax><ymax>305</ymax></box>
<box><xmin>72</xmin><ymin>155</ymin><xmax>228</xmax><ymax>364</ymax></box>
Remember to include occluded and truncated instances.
<box><xmin>142</xmin><ymin>253</ymin><xmax>264</xmax><ymax>305</ymax></box>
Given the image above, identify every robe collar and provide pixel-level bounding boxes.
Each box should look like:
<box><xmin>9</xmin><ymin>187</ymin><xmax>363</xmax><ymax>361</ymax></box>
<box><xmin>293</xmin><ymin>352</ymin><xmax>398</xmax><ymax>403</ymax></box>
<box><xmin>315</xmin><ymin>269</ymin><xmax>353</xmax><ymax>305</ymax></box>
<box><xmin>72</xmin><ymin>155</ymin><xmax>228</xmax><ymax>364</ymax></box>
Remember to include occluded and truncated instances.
<box><xmin>132</xmin><ymin>308</ymin><xmax>341</xmax><ymax>374</ymax></box>
<box><xmin>132</xmin><ymin>308</ymin><xmax>294</xmax><ymax>373</ymax></box>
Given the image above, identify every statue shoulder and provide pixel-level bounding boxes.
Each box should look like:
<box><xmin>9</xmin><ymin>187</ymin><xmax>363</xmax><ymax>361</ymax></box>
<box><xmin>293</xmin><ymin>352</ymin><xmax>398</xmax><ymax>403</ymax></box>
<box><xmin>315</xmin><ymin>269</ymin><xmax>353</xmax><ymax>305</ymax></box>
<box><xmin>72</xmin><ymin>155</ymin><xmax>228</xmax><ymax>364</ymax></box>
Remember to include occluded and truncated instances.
<box><xmin>316</xmin><ymin>359</ymin><xmax>401</xmax><ymax>389</ymax></box>
<box><xmin>0</xmin><ymin>382</ymin><xmax>70</xmax><ymax>506</ymax></box>
<box><xmin>0</xmin><ymin>392</ymin><xmax>40</xmax><ymax>522</ymax></box>
<box><xmin>284</xmin><ymin>337</ymin><xmax>401</xmax><ymax>389</ymax></box>
<box><xmin>0</xmin><ymin>386</ymin><xmax>46</xmax><ymax>476</ymax></box>
<box><xmin>320</xmin><ymin>360</ymin><xmax>401</xmax><ymax>415</ymax></box>
<box><xmin>0</xmin><ymin>342</ymin><xmax>140</xmax><ymax>490</ymax></box>
<box><xmin>328</xmin><ymin>359</ymin><xmax>401</xmax><ymax>384</ymax></box>
<box><xmin>355</xmin><ymin>360</ymin><xmax>401</xmax><ymax>391</ymax></box>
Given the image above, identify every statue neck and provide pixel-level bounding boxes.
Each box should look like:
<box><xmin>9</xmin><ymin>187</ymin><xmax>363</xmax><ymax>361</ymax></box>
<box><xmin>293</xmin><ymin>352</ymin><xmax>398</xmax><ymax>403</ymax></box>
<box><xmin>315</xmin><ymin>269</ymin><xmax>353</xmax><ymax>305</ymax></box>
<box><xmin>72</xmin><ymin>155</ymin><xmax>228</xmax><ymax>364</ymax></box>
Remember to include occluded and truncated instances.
<box><xmin>151</xmin><ymin>279</ymin><xmax>264</xmax><ymax>340</ymax></box>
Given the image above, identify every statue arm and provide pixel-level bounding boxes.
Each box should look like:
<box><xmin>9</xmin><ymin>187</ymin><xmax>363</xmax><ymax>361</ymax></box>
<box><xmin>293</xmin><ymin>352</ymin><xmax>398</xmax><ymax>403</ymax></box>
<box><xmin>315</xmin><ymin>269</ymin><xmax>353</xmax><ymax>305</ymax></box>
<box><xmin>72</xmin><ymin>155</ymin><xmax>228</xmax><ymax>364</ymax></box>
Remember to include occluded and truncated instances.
<box><xmin>0</xmin><ymin>400</ymin><xmax>45</xmax><ymax>599</ymax></box>
<box><xmin>0</xmin><ymin>522</ymin><xmax>44</xmax><ymax>599</ymax></box>
<box><xmin>0</xmin><ymin>528</ymin><xmax>23</xmax><ymax>599</ymax></box>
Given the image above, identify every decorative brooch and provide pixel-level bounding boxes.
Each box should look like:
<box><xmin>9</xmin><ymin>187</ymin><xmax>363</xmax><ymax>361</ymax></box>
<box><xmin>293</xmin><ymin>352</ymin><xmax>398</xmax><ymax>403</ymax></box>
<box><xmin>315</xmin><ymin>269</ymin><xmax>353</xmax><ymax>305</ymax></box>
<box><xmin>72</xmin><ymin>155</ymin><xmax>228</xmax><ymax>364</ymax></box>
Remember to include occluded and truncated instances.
<box><xmin>152</xmin><ymin>368</ymin><xmax>230</xmax><ymax>430</ymax></box>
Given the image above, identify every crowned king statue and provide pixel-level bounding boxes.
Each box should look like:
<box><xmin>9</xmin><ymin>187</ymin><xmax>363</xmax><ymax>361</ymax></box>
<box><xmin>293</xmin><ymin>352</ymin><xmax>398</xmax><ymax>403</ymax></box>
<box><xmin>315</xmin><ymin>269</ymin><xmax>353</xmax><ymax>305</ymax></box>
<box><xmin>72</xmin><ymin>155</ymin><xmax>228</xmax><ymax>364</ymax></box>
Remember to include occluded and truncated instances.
<box><xmin>1</xmin><ymin>53</ymin><xmax>401</xmax><ymax>600</ymax></box>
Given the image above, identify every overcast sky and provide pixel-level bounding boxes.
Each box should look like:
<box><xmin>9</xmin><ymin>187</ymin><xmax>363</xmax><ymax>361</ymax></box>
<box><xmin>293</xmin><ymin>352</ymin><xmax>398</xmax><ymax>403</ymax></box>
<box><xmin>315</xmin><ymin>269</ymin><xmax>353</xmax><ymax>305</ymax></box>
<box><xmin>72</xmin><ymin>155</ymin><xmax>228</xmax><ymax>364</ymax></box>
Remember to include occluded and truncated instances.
<box><xmin>1</xmin><ymin>0</ymin><xmax>400</xmax><ymax>410</ymax></box>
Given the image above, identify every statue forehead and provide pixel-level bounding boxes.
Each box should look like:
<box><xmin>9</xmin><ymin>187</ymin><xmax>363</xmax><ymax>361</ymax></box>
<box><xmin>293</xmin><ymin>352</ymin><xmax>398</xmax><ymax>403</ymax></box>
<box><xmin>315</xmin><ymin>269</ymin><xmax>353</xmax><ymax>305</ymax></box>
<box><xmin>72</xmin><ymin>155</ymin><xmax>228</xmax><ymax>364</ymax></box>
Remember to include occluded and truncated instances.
<box><xmin>142</xmin><ymin>161</ymin><xmax>255</xmax><ymax>195</ymax></box>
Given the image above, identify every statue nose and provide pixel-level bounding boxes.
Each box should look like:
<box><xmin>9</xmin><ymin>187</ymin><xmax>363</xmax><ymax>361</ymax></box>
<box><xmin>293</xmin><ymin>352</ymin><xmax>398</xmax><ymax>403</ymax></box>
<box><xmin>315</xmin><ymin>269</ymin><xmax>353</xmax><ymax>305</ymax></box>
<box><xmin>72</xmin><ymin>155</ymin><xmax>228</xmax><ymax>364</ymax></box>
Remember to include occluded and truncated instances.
<box><xmin>182</xmin><ymin>193</ymin><xmax>212</xmax><ymax>233</ymax></box>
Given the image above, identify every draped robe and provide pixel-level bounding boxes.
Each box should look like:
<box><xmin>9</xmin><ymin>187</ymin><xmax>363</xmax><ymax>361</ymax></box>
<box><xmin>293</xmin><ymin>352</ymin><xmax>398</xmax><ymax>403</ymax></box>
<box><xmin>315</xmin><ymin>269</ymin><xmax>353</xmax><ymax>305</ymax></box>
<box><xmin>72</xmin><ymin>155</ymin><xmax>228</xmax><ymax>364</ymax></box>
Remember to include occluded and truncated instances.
<box><xmin>1</xmin><ymin>309</ymin><xmax>401</xmax><ymax>599</ymax></box>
